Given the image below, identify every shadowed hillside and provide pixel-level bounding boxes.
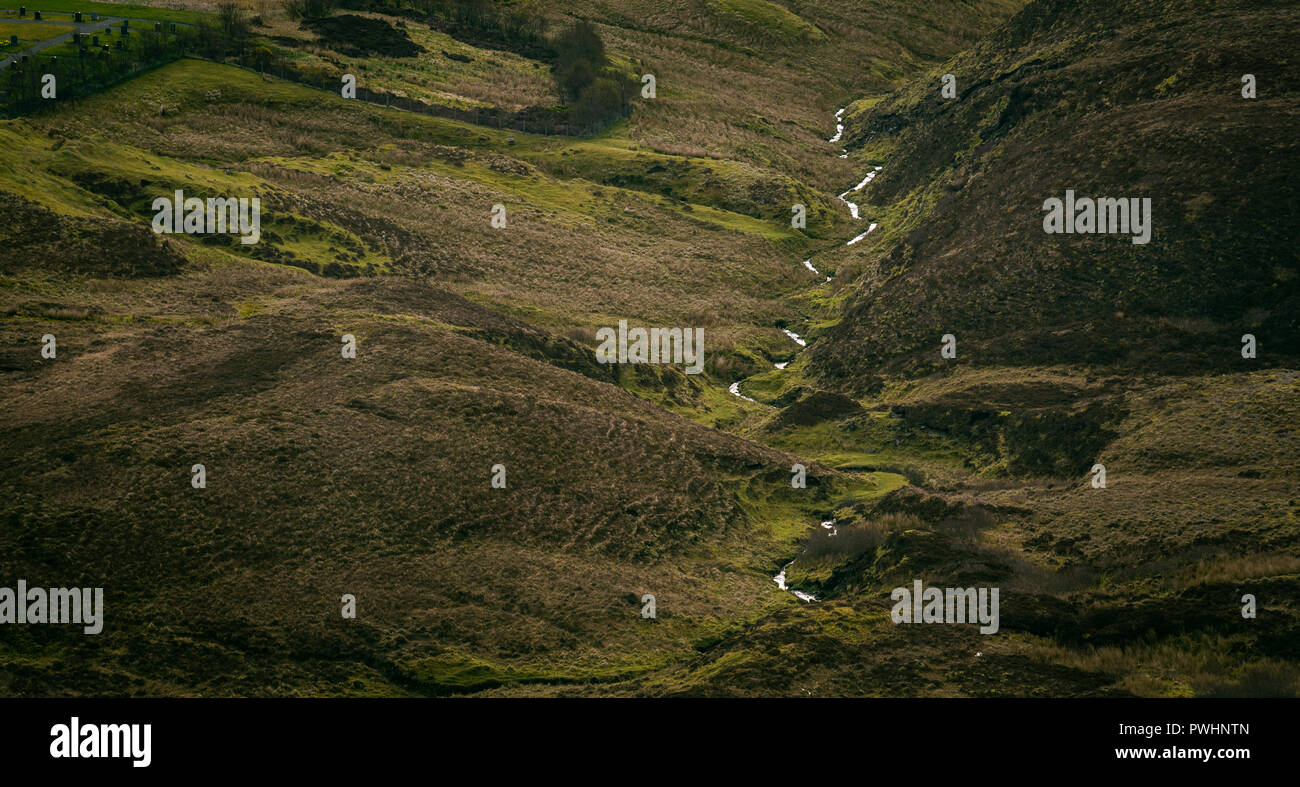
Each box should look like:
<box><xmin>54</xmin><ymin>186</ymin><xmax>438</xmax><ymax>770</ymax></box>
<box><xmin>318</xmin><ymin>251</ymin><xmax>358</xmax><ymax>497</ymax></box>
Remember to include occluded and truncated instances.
<box><xmin>808</xmin><ymin>0</ymin><xmax>1300</xmax><ymax>385</ymax></box>
<box><xmin>1</xmin><ymin>0</ymin><xmax>1294</xmax><ymax>699</ymax></box>
<box><xmin>0</xmin><ymin>236</ymin><xmax>893</xmax><ymax>694</ymax></box>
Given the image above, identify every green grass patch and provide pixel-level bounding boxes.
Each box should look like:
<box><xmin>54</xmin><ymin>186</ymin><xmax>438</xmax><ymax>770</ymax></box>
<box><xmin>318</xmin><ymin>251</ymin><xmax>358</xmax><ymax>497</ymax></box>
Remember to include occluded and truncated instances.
<box><xmin>1</xmin><ymin>3</ymin><xmax>205</xmax><ymax>25</ymax></box>
<box><xmin>715</xmin><ymin>0</ymin><xmax>823</xmax><ymax>40</ymax></box>
<box><xmin>0</xmin><ymin>20</ymin><xmax>75</xmax><ymax>44</ymax></box>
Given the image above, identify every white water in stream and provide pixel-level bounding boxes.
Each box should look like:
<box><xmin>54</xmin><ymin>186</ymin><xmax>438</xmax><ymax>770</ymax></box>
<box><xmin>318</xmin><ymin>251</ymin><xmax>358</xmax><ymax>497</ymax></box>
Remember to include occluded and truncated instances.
<box><xmin>773</xmin><ymin>564</ymin><xmax>818</xmax><ymax>602</ymax></box>
<box><xmin>772</xmin><ymin>519</ymin><xmax>838</xmax><ymax>602</ymax></box>
<box><xmin>726</xmin><ymin>108</ymin><xmax>883</xmax><ymax>406</ymax></box>
<box><xmin>837</xmin><ymin>166</ymin><xmax>883</xmax><ymax>222</ymax></box>
<box><xmin>802</xmin><ymin>258</ymin><xmax>831</xmax><ymax>282</ymax></box>
<box><xmin>847</xmin><ymin>222</ymin><xmax>878</xmax><ymax>245</ymax></box>
<box><xmin>837</xmin><ymin>192</ymin><xmax>861</xmax><ymax>220</ymax></box>
<box><xmin>721</xmin><ymin>107</ymin><xmax>879</xmax><ymax>602</ymax></box>
<box><xmin>728</xmin><ymin>381</ymin><xmax>756</xmax><ymax>402</ymax></box>
<box><xmin>828</xmin><ymin>106</ymin><xmax>845</xmax><ymax>143</ymax></box>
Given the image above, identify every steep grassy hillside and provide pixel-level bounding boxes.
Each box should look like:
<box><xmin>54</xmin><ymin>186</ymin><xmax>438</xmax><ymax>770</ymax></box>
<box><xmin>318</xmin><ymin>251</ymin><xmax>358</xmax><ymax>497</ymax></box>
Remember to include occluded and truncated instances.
<box><xmin>253</xmin><ymin>0</ymin><xmax>1024</xmax><ymax>190</ymax></box>
<box><xmin>0</xmin><ymin>195</ymin><xmax>903</xmax><ymax>694</ymax></box>
<box><xmin>13</xmin><ymin>58</ymin><xmax>829</xmax><ymax>356</ymax></box>
<box><xmin>808</xmin><ymin>0</ymin><xmax>1300</xmax><ymax>384</ymax></box>
<box><xmin>657</xmin><ymin>0</ymin><xmax>1300</xmax><ymax>698</ymax></box>
<box><xmin>0</xmin><ymin>31</ymin><xmax>910</xmax><ymax>693</ymax></box>
<box><xmin>556</xmin><ymin>0</ymin><xmax>1026</xmax><ymax>189</ymax></box>
<box><xmin>2</xmin><ymin>0</ymin><xmax>1292</xmax><ymax>698</ymax></box>
<box><xmin>481</xmin><ymin>362</ymin><xmax>1298</xmax><ymax>697</ymax></box>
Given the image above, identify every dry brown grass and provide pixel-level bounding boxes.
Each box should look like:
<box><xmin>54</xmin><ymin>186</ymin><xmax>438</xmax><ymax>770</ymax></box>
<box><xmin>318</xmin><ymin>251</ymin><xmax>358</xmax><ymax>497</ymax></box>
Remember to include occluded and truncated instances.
<box><xmin>1029</xmin><ymin>635</ymin><xmax>1299</xmax><ymax>698</ymax></box>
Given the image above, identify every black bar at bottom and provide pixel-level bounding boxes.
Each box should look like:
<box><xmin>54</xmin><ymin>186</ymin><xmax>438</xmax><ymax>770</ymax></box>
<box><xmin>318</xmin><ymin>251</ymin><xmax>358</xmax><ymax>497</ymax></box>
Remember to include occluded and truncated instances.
<box><xmin>0</xmin><ymin>698</ymin><xmax>1286</xmax><ymax>774</ymax></box>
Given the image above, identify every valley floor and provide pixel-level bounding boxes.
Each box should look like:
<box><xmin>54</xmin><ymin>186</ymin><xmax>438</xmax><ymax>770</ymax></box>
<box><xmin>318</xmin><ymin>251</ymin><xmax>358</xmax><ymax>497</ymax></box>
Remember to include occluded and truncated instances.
<box><xmin>1</xmin><ymin>0</ymin><xmax>1295</xmax><ymax>698</ymax></box>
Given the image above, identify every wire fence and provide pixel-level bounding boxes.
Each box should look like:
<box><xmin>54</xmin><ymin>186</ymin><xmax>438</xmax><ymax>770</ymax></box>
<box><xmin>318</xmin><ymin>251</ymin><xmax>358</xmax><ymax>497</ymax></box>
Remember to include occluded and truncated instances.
<box><xmin>1</xmin><ymin>28</ymin><xmax>188</xmax><ymax>116</ymax></box>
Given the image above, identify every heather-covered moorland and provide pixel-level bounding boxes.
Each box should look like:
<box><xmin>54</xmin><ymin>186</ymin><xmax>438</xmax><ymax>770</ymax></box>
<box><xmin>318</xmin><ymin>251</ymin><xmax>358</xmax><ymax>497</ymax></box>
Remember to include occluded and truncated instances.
<box><xmin>1</xmin><ymin>0</ymin><xmax>1295</xmax><ymax>697</ymax></box>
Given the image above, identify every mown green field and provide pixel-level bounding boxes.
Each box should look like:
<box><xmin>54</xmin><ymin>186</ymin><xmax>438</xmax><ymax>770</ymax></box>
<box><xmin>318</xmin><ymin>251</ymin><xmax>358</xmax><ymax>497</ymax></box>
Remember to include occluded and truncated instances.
<box><xmin>0</xmin><ymin>21</ymin><xmax>76</xmax><ymax>45</ymax></box>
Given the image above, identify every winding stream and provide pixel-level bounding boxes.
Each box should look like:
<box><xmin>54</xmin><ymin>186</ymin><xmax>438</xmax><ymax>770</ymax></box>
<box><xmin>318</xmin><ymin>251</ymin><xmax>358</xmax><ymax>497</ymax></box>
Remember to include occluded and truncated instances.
<box><xmin>773</xmin><ymin>563</ymin><xmax>818</xmax><ymax>602</ymax></box>
<box><xmin>802</xmin><ymin>258</ymin><xmax>831</xmax><ymax>282</ymax></box>
<box><xmin>837</xmin><ymin>166</ymin><xmax>883</xmax><ymax>221</ymax></box>
<box><xmin>728</xmin><ymin>380</ymin><xmax>756</xmax><ymax>402</ymax></box>
<box><xmin>722</xmin><ymin>109</ymin><xmax>878</xmax><ymax>603</ymax></box>
<box><xmin>847</xmin><ymin>222</ymin><xmax>878</xmax><ymax>245</ymax></box>
<box><xmin>828</xmin><ymin>106</ymin><xmax>845</xmax><ymax>143</ymax></box>
<box><xmin>727</xmin><ymin>107</ymin><xmax>883</xmax><ymax>404</ymax></box>
<box><xmin>837</xmin><ymin>192</ymin><xmax>862</xmax><ymax>220</ymax></box>
<box><xmin>772</xmin><ymin>519</ymin><xmax>838</xmax><ymax>602</ymax></box>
